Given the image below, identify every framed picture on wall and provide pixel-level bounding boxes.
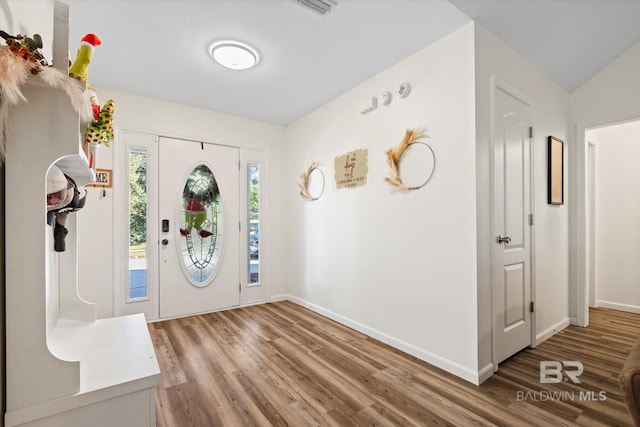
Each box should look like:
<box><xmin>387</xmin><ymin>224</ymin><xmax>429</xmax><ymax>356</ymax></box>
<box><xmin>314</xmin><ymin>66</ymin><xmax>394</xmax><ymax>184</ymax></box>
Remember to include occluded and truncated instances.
<box><xmin>547</xmin><ymin>136</ymin><xmax>564</xmax><ymax>205</ymax></box>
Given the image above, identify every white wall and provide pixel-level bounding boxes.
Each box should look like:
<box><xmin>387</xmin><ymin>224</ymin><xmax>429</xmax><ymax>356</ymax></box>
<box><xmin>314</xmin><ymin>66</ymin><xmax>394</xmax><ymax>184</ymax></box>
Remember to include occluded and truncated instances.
<box><xmin>474</xmin><ymin>24</ymin><xmax>571</xmax><ymax>378</ymax></box>
<box><xmin>0</xmin><ymin>1</ymin><xmax>54</xmax><ymax>58</ymax></box>
<box><xmin>285</xmin><ymin>23</ymin><xmax>480</xmax><ymax>383</ymax></box>
<box><xmin>570</xmin><ymin>40</ymin><xmax>640</xmax><ymax>325</ymax></box>
<box><xmin>76</xmin><ymin>88</ymin><xmax>287</xmax><ymax>318</ymax></box>
<box><xmin>1</xmin><ymin>2</ymin><xmax>55</xmax><ymax>424</ymax></box>
<box><xmin>588</xmin><ymin>121</ymin><xmax>640</xmax><ymax>313</ymax></box>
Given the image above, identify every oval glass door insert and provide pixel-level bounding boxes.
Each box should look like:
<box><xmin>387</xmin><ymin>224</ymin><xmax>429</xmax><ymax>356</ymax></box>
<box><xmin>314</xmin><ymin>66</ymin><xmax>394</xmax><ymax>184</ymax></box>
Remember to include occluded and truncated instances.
<box><xmin>179</xmin><ymin>164</ymin><xmax>222</xmax><ymax>286</ymax></box>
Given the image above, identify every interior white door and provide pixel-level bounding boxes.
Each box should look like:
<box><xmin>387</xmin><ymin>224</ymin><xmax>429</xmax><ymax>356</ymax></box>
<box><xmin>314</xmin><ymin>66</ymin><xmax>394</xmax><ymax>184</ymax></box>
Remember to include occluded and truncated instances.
<box><xmin>493</xmin><ymin>85</ymin><xmax>533</xmax><ymax>364</ymax></box>
<box><xmin>159</xmin><ymin>137</ymin><xmax>240</xmax><ymax>319</ymax></box>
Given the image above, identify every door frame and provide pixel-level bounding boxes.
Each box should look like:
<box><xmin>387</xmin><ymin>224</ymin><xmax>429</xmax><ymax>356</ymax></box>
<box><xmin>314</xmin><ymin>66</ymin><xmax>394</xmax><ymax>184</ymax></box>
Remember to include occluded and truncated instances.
<box><xmin>114</xmin><ymin>131</ymin><xmax>270</xmax><ymax>320</ymax></box>
<box><xmin>239</xmin><ymin>148</ymin><xmax>269</xmax><ymax>306</ymax></box>
<box><xmin>114</xmin><ymin>130</ymin><xmax>159</xmax><ymax>320</ymax></box>
<box><xmin>573</xmin><ymin>114</ymin><xmax>640</xmax><ymax>327</ymax></box>
<box><xmin>587</xmin><ymin>141</ymin><xmax>598</xmax><ymax>308</ymax></box>
<box><xmin>490</xmin><ymin>77</ymin><xmax>536</xmax><ymax>370</ymax></box>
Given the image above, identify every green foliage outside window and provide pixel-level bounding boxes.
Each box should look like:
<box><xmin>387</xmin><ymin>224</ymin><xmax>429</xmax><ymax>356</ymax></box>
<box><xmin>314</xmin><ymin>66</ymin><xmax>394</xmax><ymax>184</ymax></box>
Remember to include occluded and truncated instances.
<box><xmin>129</xmin><ymin>150</ymin><xmax>147</xmax><ymax>246</ymax></box>
<box><xmin>249</xmin><ymin>166</ymin><xmax>259</xmax><ymax>216</ymax></box>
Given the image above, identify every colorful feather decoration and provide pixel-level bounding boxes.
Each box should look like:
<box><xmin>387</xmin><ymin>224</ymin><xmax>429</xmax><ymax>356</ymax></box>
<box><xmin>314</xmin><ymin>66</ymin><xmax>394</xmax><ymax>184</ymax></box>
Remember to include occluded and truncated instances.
<box><xmin>38</xmin><ymin>67</ymin><xmax>93</xmax><ymax>122</ymax></box>
<box><xmin>0</xmin><ymin>32</ymin><xmax>94</xmax><ymax>162</ymax></box>
<box><xmin>0</xmin><ymin>46</ymin><xmax>31</xmax><ymax>105</ymax></box>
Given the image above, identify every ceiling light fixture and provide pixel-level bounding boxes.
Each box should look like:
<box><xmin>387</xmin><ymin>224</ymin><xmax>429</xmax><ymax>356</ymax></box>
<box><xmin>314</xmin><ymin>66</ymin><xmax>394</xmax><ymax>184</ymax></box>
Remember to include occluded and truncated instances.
<box><xmin>293</xmin><ymin>0</ymin><xmax>337</xmax><ymax>16</ymax></box>
<box><xmin>209</xmin><ymin>40</ymin><xmax>260</xmax><ymax>70</ymax></box>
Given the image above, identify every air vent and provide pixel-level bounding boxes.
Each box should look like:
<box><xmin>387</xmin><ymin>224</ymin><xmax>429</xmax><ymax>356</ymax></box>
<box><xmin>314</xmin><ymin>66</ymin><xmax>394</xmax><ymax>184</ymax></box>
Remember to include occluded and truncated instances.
<box><xmin>293</xmin><ymin>0</ymin><xmax>337</xmax><ymax>16</ymax></box>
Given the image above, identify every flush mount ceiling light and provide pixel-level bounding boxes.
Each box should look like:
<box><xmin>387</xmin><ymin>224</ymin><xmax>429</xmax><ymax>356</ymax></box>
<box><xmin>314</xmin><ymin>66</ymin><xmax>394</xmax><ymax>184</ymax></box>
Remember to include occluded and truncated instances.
<box><xmin>209</xmin><ymin>40</ymin><xmax>260</xmax><ymax>70</ymax></box>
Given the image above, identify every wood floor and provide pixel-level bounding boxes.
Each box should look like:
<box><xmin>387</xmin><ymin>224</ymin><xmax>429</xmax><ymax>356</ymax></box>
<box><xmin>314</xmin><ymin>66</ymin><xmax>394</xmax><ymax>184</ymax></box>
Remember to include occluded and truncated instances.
<box><xmin>149</xmin><ymin>302</ymin><xmax>640</xmax><ymax>426</ymax></box>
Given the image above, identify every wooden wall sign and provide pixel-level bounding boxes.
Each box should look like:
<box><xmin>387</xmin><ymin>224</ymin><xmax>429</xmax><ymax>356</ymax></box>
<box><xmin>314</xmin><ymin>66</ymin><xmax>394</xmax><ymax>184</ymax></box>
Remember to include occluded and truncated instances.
<box><xmin>86</xmin><ymin>168</ymin><xmax>112</xmax><ymax>188</ymax></box>
<box><xmin>334</xmin><ymin>149</ymin><xmax>368</xmax><ymax>189</ymax></box>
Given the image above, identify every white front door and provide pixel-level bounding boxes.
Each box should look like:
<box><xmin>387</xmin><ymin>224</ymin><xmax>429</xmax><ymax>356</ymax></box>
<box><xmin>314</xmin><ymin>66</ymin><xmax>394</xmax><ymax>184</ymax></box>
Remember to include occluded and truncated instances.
<box><xmin>158</xmin><ymin>137</ymin><xmax>240</xmax><ymax>319</ymax></box>
<box><xmin>493</xmin><ymin>84</ymin><xmax>533</xmax><ymax>364</ymax></box>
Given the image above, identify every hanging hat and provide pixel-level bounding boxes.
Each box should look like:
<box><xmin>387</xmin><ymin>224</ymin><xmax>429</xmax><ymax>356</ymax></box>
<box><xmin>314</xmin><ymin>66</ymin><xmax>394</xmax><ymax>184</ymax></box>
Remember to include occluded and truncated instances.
<box><xmin>46</xmin><ymin>165</ymin><xmax>68</xmax><ymax>211</ymax></box>
<box><xmin>80</xmin><ymin>33</ymin><xmax>101</xmax><ymax>48</ymax></box>
<box><xmin>56</xmin><ymin>175</ymin><xmax>81</xmax><ymax>214</ymax></box>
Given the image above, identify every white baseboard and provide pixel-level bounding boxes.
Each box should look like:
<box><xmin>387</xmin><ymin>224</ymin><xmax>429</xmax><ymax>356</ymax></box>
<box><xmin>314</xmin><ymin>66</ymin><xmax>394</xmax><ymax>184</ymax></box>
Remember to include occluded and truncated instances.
<box><xmin>240</xmin><ymin>300</ymin><xmax>266</xmax><ymax>308</ymax></box>
<box><xmin>597</xmin><ymin>300</ymin><xmax>640</xmax><ymax>314</ymax></box>
<box><xmin>284</xmin><ymin>294</ymin><xmax>484</xmax><ymax>385</ymax></box>
<box><xmin>268</xmin><ymin>294</ymin><xmax>289</xmax><ymax>303</ymax></box>
<box><xmin>536</xmin><ymin>317</ymin><xmax>570</xmax><ymax>346</ymax></box>
<box><xmin>478</xmin><ymin>363</ymin><xmax>495</xmax><ymax>384</ymax></box>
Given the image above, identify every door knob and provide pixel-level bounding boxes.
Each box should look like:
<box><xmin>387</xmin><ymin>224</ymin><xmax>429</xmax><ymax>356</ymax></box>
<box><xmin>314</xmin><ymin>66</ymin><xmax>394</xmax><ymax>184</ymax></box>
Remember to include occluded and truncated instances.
<box><xmin>496</xmin><ymin>235</ymin><xmax>511</xmax><ymax>244</ymax></box>
<box><xmin>162</xmin><ymin>239</ymin><xmax>169</xmax><ymax>246</ymax></box>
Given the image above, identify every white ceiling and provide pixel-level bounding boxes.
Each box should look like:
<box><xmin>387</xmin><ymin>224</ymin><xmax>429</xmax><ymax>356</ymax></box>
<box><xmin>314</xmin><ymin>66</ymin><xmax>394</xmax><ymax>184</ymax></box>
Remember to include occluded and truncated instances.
<box><xmin>63</xmin><ymin>0</ymin><xmax>640</xmax><ymax>126</ymax></box>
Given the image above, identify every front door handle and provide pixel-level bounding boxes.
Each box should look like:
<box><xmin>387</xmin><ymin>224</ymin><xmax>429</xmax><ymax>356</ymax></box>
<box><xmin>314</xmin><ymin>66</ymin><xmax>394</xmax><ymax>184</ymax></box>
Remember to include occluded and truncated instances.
<box><xmin>497</xmin><ymin>235</ymin><xmax>511</xmax><ymax>245</ymax></box>
<box><xmin>162</xmin><ymin>239</ymin><xmax>169</xmax><ymax>246</ymax></box>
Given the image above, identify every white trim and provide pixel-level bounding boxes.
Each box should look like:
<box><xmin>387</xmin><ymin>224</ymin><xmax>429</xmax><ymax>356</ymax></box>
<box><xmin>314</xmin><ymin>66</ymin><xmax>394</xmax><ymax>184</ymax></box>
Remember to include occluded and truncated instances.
<box><xmin>528</xmin><ymin>107</ymin><xmax>537</xmax><ymax>350</ymax></box>
<box><xmin>597</xmin><ymin>300</ymin><xmax>640</xmax><ymax>314</ymax></box>
<box><xmin>489</xmin><ymin>75</ymin><xmax>497</xmax><ymax>372</ymax></box>
<box><xmin>113</xmin><ymin>130</ymin><xmax>159</xmax><ymax>320</ymax></box>
<box><xmin>535</xmin><ymin>317</ymin><xmax>570</xmax><ymax>346</ymax></box>
<box><xmin>587</xmin><ymin>141</ymin><xmax>598</xmax><ymax>308</ymax></box>
<box><xmin>240</xmin><ymin>148</ymin><xmax>268</xmax><ymax>305</ymax></box>
<box><xmin>478</xmin><ymin>363</ymin><xmax>495</xmax><ymax>384</ymax></box>
<box><xmin>268</xmin><ymin>294</ymin><xmax>289</xmax><ymax>303</ymax></box>
<box><xmin>574</xmin><ymin>113</ymin><xmax>640</xmax><ymax>328</ymax></box>
<box><xmin>285</xmin><ymin>295</ymin><xmax>484</xmax><ymax>385</ymax></box>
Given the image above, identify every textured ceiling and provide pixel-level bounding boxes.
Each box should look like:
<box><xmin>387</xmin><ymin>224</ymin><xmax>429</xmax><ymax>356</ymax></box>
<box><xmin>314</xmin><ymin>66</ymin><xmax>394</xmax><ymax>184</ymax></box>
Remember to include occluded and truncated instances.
<box><xmin>62</xmin><ymin>0</ymin><xmax>640</xmax><ymax>125</ymax></box>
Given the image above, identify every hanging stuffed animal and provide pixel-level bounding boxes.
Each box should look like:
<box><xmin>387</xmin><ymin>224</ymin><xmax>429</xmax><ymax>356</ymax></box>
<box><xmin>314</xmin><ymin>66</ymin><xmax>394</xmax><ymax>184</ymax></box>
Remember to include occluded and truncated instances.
<box><xmin>68</xmin><ymin>33</ymin><xmax>116</xmax><ymax>147</ymax></box>
<box><xmin>85</xmin><ymin>99</ymin><xmax>115</xmax><ymax>146</ymax></box>
<box><xmin>68</xmin><ymin>33</ymin><xmax>101</xmax><ymax>82</ymax></box>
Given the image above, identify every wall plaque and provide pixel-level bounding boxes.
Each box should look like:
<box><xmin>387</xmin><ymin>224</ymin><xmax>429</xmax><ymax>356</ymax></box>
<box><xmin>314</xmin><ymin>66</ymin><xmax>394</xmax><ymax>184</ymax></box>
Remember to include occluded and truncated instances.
<box><xmin>334</xmin><ymin>149</ymin><xmax>368</xmax><ymax>189</ymax></box>
<box><xmin>86</xmin><ymin>168</ymin><xmax>113</xmax><ymax>188</ymax></box>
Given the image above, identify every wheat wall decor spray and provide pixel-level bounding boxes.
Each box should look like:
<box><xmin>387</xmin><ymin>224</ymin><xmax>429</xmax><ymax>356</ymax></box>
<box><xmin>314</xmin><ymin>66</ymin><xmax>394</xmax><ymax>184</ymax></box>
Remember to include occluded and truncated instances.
<box><xmin>385</xmin><ymin>128</ymin><xmax>435</xmax><ymax>191</ymax></box>
<box><xmin>298</xmin><ymin>162</ymin><xmax>324</xmax><ymax>201</ymax></box>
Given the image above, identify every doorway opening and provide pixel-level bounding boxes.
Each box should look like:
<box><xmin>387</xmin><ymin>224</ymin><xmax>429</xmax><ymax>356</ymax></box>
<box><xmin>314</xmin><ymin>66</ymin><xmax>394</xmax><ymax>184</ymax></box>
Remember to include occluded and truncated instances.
<box><xmin>583</xmin><ymin>119</ymin><xmax>640</xmax><ymax>317</ymax></box>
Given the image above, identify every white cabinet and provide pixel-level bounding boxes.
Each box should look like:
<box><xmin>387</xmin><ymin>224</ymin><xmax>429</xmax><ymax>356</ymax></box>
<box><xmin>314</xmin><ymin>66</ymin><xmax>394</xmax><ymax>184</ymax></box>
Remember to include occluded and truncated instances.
<box><xmin>3</xmin><ymin>7</ymin><xmax>160</xmax><ymax>426</ymax></box>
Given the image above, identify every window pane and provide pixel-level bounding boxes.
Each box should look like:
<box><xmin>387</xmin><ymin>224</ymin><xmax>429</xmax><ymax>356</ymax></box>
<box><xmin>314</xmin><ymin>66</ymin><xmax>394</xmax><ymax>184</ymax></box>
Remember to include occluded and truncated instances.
<box><xmin>129</xmin><ymin>148</ymin><xmax>148</xmax><ymax>299</ymax></box>
<box><xmin>248</xmin><ymin>164</ymin><xmax>260</xmax><ymax>284</ymax></box>
<box><xmin>178</xmin><ymin>164</ymin><xmax>223</xmax><ymax>286</ymax></box>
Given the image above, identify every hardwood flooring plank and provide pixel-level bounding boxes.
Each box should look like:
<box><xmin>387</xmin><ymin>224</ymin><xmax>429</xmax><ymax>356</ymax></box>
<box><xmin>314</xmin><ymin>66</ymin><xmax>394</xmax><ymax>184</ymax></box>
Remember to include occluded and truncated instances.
<box><xmin>152</xmin><ymin>328</ymin><xmax>188</xmax><ymax>388</ymax></box>
<box><xmin>151</xmin><ymin>303</ymin><xmax>639</xmax><ymax>426</ymax></box>
<box><xmin>373</xmin><ymin>367</ymin><xmax>497</xmax><ymax>427</ymax></box>
<box><xmin>357</xmin><ymin>402</ymin><xmax>423</xmax><ymax>427</ymax></box>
